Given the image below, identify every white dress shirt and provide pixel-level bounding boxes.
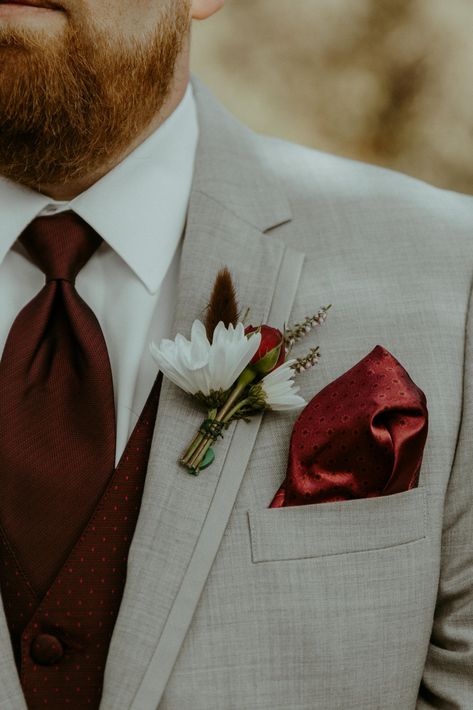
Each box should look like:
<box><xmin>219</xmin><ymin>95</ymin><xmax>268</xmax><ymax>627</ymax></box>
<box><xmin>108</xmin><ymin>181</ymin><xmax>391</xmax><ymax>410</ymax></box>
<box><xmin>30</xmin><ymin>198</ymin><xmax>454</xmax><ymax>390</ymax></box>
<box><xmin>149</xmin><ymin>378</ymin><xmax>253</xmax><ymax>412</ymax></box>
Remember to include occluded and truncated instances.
<box><xmin>0</xmin><ymin>85</ymin><xmax>199</xmax><ymax>464</ymax></box>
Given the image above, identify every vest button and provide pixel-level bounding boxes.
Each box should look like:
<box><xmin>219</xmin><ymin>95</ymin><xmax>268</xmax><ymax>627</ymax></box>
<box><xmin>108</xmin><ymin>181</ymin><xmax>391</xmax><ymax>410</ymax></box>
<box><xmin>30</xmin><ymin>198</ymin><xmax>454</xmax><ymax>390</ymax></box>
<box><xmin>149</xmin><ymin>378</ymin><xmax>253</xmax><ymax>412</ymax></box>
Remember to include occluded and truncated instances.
<box><xmin>30</xmin><ymin>633</ymin><xmax>64</xmax><ymax>665</ymax></box>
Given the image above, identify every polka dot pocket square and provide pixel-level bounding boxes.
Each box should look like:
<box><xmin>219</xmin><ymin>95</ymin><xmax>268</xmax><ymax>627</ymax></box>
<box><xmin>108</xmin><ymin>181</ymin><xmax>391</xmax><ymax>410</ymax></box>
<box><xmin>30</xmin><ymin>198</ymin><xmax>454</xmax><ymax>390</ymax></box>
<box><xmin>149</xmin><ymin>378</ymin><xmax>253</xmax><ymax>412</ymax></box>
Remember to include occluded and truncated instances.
<box><xmin>270</xmin><ymin>345</ymin><xmax>428</xmax><ymax>508</ymax></box>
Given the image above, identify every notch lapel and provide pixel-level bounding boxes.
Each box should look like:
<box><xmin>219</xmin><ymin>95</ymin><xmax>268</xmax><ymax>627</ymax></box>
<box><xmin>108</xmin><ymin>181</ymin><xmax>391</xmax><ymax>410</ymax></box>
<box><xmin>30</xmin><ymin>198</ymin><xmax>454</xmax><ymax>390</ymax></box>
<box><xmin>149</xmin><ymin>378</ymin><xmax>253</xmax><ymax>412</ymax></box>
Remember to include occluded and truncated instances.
<box><xmin>100</xmin><ymin>80</ymin><xmax>304</xmax><ymax>710</ymax></box>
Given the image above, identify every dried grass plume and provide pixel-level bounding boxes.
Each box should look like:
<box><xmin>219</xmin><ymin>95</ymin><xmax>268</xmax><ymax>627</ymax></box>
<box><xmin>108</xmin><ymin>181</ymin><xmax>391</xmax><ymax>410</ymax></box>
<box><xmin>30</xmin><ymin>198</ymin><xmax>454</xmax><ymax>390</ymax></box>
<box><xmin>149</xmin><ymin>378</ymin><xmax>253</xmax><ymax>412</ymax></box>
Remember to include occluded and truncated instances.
<box><xmin>205</xmin><ymin>267</ymin><xmax>239</xmax><ymax>341</ymax></box>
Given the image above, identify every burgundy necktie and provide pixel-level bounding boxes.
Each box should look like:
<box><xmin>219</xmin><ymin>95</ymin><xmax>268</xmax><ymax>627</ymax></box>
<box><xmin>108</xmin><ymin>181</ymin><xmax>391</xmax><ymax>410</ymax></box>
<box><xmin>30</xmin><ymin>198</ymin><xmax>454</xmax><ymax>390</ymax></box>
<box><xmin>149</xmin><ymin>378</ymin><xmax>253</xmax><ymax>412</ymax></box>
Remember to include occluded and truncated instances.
<box><xmin>0</xmin><ymin>212</ymin><xmax>116</xmax><ymax>597</ymax></box>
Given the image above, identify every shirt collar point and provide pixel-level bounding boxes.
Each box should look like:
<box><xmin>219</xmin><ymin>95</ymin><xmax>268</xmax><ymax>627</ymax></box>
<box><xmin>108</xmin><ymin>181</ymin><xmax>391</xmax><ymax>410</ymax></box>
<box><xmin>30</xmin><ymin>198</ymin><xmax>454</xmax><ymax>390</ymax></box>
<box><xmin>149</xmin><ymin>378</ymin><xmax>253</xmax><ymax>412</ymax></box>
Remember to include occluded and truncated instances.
<box><xmin>138</xmin><ymin>273</ymin><xmax>162</xmax><ymax>295</ymax></box>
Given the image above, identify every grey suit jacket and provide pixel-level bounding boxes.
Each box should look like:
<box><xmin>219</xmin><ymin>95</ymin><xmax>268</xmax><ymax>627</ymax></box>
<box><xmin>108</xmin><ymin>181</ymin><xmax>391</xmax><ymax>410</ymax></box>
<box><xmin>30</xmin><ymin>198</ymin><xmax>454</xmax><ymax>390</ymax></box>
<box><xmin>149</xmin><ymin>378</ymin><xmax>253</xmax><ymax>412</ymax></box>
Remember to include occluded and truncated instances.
<box><xmin>1</xmin><ymin>78</ymin><xmax>472</xmax><ymax>710</ymax></box>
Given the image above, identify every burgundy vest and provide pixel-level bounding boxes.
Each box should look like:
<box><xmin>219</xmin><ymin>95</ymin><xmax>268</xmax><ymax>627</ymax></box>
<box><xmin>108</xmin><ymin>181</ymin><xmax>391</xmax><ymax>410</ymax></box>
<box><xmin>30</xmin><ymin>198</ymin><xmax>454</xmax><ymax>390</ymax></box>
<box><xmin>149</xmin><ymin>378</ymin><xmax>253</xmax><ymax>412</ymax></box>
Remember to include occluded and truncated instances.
<box><xmin>0</xmin><ymin>374</ymin><xmax>162</xmax><ymax>709</ymax></box>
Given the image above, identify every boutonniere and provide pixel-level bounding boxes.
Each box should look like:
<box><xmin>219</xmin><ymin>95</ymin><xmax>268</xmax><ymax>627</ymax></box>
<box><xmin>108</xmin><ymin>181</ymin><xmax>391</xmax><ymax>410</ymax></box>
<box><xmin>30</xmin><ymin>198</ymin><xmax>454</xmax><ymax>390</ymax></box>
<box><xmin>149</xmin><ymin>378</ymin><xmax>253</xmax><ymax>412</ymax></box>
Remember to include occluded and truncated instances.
<box><xmin>150</xmin><ymin>268</ymin><xmax>331</xmax><ymax>474</ymax></box>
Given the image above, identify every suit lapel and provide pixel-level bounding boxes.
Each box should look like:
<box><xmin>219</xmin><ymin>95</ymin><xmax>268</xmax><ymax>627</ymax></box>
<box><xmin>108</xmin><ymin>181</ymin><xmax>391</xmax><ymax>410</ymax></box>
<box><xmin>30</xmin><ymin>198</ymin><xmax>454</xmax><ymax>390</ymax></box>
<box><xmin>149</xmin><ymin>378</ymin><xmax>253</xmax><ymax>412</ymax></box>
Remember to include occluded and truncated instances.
<box><xmin>100</xmin><ymin>80</ymin><xmax>304</xmax><ymax>710</ymax></box>
<box><xmin>0</xmin><ymin>606</ymin><xmax>27</xmax><ymax>708</ymax></box>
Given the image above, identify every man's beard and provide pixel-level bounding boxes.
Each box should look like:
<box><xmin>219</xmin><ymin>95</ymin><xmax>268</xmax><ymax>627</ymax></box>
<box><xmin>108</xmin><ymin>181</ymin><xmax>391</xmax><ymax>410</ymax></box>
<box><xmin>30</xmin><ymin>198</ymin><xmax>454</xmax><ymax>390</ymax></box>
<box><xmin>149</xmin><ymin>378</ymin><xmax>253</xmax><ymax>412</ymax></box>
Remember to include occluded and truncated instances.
<box><xmin>0</xmin><ymin>4</ymin><xmax>190</xmax><ymax>190</ymax></box>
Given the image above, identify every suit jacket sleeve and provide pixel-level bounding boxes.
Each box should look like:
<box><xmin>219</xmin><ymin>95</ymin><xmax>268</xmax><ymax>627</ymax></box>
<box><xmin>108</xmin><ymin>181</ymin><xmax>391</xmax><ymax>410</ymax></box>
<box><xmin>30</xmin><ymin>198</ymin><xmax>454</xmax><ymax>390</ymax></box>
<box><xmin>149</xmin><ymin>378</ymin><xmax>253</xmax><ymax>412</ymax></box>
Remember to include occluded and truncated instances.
<box><xmin>417</xmin><ymin>278</ymin><xmax>473</xmax><ymax>708</ymax></box>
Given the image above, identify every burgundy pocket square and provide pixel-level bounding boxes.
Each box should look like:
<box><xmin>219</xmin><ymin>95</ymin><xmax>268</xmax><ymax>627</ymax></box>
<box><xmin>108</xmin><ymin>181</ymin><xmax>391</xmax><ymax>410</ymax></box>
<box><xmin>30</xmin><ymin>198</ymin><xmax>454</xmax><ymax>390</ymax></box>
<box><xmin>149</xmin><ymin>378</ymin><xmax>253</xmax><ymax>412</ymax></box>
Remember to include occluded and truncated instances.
<box><xmin>270</xmin><ymin>345</ymin><xmax>428</xmax><ymax>508</ymax></box>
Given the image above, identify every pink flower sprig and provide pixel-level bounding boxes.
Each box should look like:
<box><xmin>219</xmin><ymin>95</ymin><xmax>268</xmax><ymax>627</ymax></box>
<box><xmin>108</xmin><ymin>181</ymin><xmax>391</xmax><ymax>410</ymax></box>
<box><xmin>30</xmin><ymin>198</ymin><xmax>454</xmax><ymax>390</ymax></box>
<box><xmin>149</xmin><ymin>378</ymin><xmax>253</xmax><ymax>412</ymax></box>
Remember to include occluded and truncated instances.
<box><xmin>291</xmin><ymin>346</ymin><xmax>321</xmax><ymax>374</ymax></box>
<box><xmin>285</xmin><ymin>305</ymin><xmax>331</xmax><ymax>351</ymax></box>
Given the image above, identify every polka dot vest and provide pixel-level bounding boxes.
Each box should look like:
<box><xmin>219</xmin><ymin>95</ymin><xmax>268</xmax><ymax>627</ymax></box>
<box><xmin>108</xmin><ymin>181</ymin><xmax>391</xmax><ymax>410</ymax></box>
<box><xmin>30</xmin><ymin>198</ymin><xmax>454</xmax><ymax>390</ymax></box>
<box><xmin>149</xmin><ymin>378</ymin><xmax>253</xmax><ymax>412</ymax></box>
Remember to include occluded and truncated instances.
<box><xmin>0</xmin><ymin>374</ymin><xmax>162</xmax><ymax>709</ymax></box>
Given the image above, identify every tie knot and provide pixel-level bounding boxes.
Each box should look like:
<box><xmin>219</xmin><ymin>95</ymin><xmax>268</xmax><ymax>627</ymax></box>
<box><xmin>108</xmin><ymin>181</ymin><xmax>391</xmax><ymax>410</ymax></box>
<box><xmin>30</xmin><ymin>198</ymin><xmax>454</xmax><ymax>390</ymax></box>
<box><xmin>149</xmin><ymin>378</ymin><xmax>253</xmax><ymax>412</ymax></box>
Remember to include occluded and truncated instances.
<box><xmin>19</xmin><ymin>212</ymin><xmax>102</xmax><ymax>283</ymax></box>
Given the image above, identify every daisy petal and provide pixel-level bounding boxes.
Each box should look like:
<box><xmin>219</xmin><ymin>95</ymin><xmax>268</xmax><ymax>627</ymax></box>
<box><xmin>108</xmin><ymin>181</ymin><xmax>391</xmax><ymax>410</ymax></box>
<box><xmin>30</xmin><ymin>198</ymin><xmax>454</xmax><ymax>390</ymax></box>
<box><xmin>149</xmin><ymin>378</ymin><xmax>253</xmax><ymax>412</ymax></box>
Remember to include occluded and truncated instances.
<box><xmin>260</xmin><ymin>361</ymin><xmax>307</xmax><ymax>411</ymax></box>
<box><xmin>151</xmin><ymin>319</ymin><xmax>261</xmax><ymax>398</ymax></box>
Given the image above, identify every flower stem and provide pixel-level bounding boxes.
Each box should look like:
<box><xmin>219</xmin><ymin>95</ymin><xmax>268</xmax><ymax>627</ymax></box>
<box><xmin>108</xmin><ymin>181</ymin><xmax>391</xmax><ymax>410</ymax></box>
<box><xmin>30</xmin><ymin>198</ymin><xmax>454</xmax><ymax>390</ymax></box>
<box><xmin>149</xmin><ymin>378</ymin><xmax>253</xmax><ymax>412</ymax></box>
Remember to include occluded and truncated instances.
<box><xmin>182</xmin><ymin>369</ymin><xmax>257</xmax><ymax>473</ymax></box>
<box><xmin>222</xmin><ymin>397</ymin><xmax>253</xmax><ymax>423</ymax></box>
<box><xmin>180</xmin><ymin>409</ymin><xmax>217</xmax><ymax>466</ymax></box>
<box><xmin>185</xmin><ymin>437</ymin><xmax>214</xmax><ymax>474</ymax></box>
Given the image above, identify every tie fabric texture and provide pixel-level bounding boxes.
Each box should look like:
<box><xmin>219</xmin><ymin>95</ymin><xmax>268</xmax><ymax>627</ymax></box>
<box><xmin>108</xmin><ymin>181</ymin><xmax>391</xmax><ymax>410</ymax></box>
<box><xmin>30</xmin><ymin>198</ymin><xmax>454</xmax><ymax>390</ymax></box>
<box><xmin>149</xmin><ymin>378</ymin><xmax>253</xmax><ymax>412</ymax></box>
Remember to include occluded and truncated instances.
<box><xmin>0</xmin><ymin>212</ymin><xmax>116</xmax><ymax>598</ymax></box>
<box><xmin>270</xmin><ymin>345</ymin><xmax>428</xmax><ymax>507</ymax></box>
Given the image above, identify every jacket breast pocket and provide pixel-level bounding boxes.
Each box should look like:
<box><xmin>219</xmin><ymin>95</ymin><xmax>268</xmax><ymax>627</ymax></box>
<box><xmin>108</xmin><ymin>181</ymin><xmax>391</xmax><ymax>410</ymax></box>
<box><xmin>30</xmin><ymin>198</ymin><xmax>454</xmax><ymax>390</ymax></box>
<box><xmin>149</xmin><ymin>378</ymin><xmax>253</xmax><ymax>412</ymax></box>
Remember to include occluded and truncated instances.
<box><xmin>247</xmin><ymin>486</ymin><xmax>427</xmax><ymax>563</ymax></box>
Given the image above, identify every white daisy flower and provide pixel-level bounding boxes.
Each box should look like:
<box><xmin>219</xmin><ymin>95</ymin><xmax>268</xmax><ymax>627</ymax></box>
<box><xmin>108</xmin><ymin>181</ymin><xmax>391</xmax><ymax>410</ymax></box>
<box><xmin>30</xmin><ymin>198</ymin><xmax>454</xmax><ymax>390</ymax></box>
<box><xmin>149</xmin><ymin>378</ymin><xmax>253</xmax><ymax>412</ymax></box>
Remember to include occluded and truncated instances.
<box><xmin>150</xmin><ymin>320</ymin><xmax>261</xmax><ymax>397</ymax></box>
<box><xmin>259</xmin><ymin>360</ymin><xmax>306</xmax><ymax>411</ymax></box>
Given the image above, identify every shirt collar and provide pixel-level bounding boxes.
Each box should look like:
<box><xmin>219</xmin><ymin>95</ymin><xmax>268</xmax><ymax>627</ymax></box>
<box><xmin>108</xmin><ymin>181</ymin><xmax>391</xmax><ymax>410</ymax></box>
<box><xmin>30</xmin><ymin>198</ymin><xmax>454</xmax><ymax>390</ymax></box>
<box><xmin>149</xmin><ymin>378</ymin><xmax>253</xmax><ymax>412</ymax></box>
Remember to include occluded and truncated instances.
<box><xmin>0</xmin><ymin>84</ymin><xmax>199</xmax><ymax>294</ymax></box>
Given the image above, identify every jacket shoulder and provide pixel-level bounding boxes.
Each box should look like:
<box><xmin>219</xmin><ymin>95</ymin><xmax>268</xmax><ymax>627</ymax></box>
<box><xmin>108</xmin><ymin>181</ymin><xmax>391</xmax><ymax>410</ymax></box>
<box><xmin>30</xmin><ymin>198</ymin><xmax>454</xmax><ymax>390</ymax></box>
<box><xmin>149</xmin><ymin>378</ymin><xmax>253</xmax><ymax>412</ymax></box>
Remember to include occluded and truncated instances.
<box><xmin>254</xmin><ymin>133</ymin><xmax>473</xmax><ymax>226</ymax></box>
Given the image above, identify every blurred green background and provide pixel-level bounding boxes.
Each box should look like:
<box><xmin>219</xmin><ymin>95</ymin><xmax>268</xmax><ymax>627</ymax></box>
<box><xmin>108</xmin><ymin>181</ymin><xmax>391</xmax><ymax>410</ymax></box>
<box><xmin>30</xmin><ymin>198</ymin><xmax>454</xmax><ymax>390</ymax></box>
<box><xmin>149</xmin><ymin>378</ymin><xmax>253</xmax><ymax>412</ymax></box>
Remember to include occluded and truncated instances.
<box><xmin>191</xmin><ymin>0</ymin><xmax>473</xmax><ymax>195</ymax></box>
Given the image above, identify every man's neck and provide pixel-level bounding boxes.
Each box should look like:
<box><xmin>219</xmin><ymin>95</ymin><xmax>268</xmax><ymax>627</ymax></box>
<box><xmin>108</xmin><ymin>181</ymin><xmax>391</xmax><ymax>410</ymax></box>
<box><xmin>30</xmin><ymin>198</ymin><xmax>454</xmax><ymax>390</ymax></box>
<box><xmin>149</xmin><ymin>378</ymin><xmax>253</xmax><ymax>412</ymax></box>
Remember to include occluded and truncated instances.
<box><xmin>39</xmin><ymin>66</ymin><xmax>190</xmax><ymax>202</ymax></box>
